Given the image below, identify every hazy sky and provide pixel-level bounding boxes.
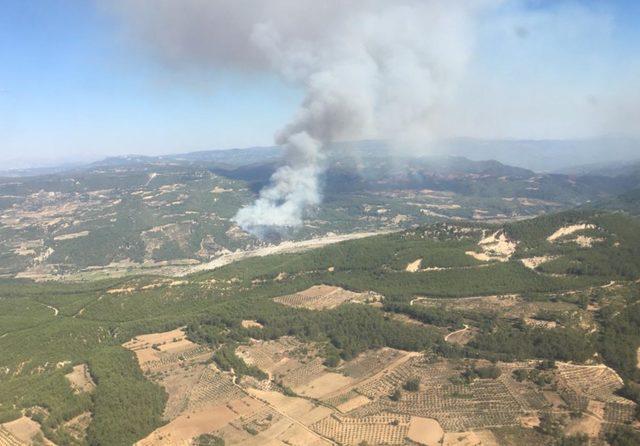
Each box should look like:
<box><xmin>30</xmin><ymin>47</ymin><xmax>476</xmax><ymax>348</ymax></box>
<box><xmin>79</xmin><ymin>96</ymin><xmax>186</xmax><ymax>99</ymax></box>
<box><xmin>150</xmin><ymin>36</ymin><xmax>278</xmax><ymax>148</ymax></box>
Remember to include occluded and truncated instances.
<box><xmin>0</xmin><ymin>0</ymin><xmax>639</xmax><ymax>166</ymax></box>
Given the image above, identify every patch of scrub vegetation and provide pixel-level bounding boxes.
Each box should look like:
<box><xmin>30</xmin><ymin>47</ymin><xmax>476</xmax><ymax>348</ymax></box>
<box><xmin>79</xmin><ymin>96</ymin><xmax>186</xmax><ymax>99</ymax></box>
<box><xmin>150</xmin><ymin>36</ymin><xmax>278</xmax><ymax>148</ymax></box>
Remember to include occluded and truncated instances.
<box><xmin>468</xmin><ymin>322</ymin><xmax>595</xmax><ymax>362</ymax></box>
<box><xmin>86</xmin><ymin>347</ymin><xmax>167</xmax><ymax>445</ymax></box>
<box><xmin>508</xmin><ymin>211</ymin><xmax>640</xmax><ymax>278</ymax></box>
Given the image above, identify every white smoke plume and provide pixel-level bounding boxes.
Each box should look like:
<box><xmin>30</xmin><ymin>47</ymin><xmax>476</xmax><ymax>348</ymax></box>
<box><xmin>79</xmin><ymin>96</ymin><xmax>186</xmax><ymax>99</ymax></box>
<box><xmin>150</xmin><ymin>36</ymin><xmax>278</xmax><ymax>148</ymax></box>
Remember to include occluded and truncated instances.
<box><xmin>109</xmin><ymin>0</ymin><xmax>498</xmax><ymax>236</ymax></box>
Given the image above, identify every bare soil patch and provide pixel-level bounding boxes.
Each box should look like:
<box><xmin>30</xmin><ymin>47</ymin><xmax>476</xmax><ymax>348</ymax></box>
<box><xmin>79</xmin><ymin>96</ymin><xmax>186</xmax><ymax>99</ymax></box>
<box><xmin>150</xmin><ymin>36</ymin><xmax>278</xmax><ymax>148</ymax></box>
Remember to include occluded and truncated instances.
<box><xmin>293</xmin><ymin>371</ymin><xmax>356</xmax><ymax>400</ymax></box>
<box><xmin>564</xmin><ymin>413</ymin><xmax>602</xmax><ymax>438</ymax></box>
<box><xmin>547</xmin><ymin>224</ymin><xmax>595</xmax><ymax>242</ymax></box>
<box><xmin>2</xmin><ymin>416</ymin><xmax>52</xmax><ymax>445</ymax></box>
<box><xmin>407</xmin><ymin>416</ymin><xmax>444</xmax><ymax>446</ymax></box>
<box><xmin>443</xmin><ymin>430</ymin><xmax>499</xmax><ymax>446</ymax></box>
<box><xmin>53</xmin><ymin>231</ymin><xmax>90</xmax><ymax>241</ymax></box>
<box><xmin>248</xmin><ymin>388</ymin><xmax>333</xmax><ymax>426</ymax></box>
<box><xmin>466</xmin><ymin>230</ymin><xmax>517</xmax><ymax>262</ymax></box>
<box><xmin>241</xmin><ymin>320</ymin><xmax>264</xmax><ymax>329</ymax></box>
<box><xmin>406</xmin><ymin>258</ymin><xmax>422</xmax><ymax>272</ymax></box>
<box><xmin>136</xmin><ymin>399</ymin><xmax>252</xmax><ymax>445</ymax></box>
<box><xmin>335</xmin><ymin>395</ymin><xmax>371</xmax><ymax>413</ymax></box>
<box><xmin>519</xmin><ymin>415</ymin><xmax>540</xmax><ymax>428</ymax></box>
<box><xmin>521</xmin><ymin>256</ymin><xmax>555</xmax><ymax>270</ymax></box>
<box><xmin>65</xmin><ymin>364</ymin><xmax>96</xmax><ymax>394</ymax></box>
<box><xmin>524</xmin><ymin>318</ymin><xmax>558</xmax><ymax>329</ymax></box>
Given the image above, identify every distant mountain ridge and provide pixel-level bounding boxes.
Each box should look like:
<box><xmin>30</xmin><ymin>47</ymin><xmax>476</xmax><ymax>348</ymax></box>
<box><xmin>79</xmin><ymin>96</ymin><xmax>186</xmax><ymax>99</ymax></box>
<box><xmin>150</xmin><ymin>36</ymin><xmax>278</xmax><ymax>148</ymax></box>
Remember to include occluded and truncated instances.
<box><xmin>4</xmin><ymin>136</ymin><xmax>638</xmax><ymax>177</ymax></box>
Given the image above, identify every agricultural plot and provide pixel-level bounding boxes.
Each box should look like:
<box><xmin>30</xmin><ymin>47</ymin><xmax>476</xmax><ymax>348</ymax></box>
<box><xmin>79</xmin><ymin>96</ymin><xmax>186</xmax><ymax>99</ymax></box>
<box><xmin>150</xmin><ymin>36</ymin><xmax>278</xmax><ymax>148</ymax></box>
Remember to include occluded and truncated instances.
<box><xmin>236</xmin><ymin>347</ymin><xmax>598</xmax><ymax>444</ymax></box>
<box><xmin>0</xmin><ymin>427</ymin><xmax>25</xmax><ymax>446</ymax></box>
<box><xmin>236</xmin><ymin>337</ymin><xmax>315</xmax><ymax>377</ymax></box>
<box><xmin>273</xmin><ymin>285</ymin><xmax>381</xmax><ymax>310</ymax></box>
<box><xmin>131</xmin><ymin>333</ymin><xmax>336</xmax><ymax>445</ymax></box>
<box><xmin>361</xmin><ymin>367</ymin><xmax>522</xmax><ymax>431</ymax></box>
<box><xmin>311</xmin><ymin>413</ymin><xmax>414</xmax><ymax>445</ymax></box>
<box><xmin>556</xmin><ymin>363</ymin><xmax>636</xmax><ymax>424</ymax></box>
<box><xmin>339</xmin><ymin>348</ymin><xmax>405</xmax><ymax>379</ymax></box>
<box><xmin>123</xmin><ymin>328</ymin><xmax>211</xmax><ymax>372</ymax></box>
<box><xmin>0</xmin><ymin>417</ymin><xmax>50</xmax><ymax>446</ymax></box>
<box><xmin>237</xmin><ymin>337</ymin><xmax>355</xmax><ymax>398</ymax></box>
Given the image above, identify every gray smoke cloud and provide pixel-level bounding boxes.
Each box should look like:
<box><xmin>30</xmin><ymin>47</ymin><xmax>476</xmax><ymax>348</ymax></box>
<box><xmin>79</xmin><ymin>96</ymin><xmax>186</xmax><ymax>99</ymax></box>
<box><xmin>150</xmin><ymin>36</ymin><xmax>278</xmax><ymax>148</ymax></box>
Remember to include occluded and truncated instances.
<box><xmin>109</xmin><ymin>0</ymin><xmax>498</xmax><ymax>236</ymax></box>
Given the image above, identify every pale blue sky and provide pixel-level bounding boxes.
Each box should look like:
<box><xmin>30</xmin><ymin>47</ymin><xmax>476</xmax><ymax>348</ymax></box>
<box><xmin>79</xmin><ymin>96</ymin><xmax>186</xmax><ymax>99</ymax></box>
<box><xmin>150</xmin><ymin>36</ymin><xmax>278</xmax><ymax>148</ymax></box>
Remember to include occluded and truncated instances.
<box><xmin>0</xmin><ymin>1</ymin><xmax>638</xmax><ymax>166</ymax></box>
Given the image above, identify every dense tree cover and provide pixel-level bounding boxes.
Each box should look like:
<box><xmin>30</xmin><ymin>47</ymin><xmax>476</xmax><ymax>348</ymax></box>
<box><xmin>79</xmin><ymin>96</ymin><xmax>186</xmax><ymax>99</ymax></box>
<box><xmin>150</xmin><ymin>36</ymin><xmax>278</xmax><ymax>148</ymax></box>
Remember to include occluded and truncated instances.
<box><xmin>0</xmin><ymin>371</ymin><xmax>91</xmax><ymax>438</ymax></box>
<box><xmin>188</xmin><ymin>303</ymin><xmax>441</xmax><ymax>361</ymax></box>
<box><xmin>259</xmin><ymin>304</ymin><xmax>441</xmax><ymax>360</ymax></box>
<box><xmin>383</xmin><ymin>301</ymin><xmax>497</xmax><ymax>329</ymax></box>
<box><xmin>324</xmin><ymin>263</ymin><xmax>600</xmax><ymax>299</ymax></box>
<box><xmin>86</xmin><ymin>347</ymin><xmax>167</xmax><ymax>446</ymax></box>
<box><xmin>469</xmin><ymin>322</ymin><xmax>595</xmax><ymax>362</ymax></box>
<box><xmin>594</xmin><ymin>187</ymin><xmax>640</xmax><ymax>215</ymax></box>
<box><xmin>505</xmin><ymin>210</ymin><xmax>596</xmax><ymax>251</ymax></box>
<box><xmin>194</xmin><ymin>227</ymin><xmax>603</xmax><ymax>299</ymax></box>
<box><xmin>466</xmin><ymin>365</ymin><xmax>502</xmax><ymax>380</ymax></box>
<box><xmin>598</xmin><ymin>302</ymin><xmax>640</xmax><ymax>383</ymax></box>
<box><xmin>383</xmin><ymin>302</ymin><xmax>464</xmax><ymax>328</ymax></box>
<box><xmin>606</xmin><ymin>426</ymin><xmax>640</xmax><ymax>446</ymax></box>
<box><xmin>403</xmin><ymin>378</ymin><xmax>420</xmax><ymax>392</ymax></box>
<box><xmin>389</xmin><ymin>388</ymin><xmax>402</xmax><ymax>401</ymax></box>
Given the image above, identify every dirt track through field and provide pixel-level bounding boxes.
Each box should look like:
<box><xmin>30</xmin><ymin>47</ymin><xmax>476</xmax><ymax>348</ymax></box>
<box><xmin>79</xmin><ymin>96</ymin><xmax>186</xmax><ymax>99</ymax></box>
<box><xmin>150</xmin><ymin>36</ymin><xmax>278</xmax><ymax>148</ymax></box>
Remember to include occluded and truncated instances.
<box><xmin>444</xmin><ymin>324</ymin><xmax>470</xmax><ymax>343</ymax></box>
<box><xmin>41</xmin><ymin>303</ymin><xmax>59</xmax><ymax>316</ymax></box>
<box><xmin>242</xmin><ymin>388</ymin><xmax>336</xmax><ymax>445</ymax></box>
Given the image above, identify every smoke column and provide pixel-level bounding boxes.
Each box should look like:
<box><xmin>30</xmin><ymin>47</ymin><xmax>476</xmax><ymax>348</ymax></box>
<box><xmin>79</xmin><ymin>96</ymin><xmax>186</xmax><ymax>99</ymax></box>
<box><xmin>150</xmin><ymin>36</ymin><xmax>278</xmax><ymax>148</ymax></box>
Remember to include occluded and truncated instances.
<box><xmin>109</xmin><ymin>0</ymin><xmax>497</xmax><ymax>236</ymax></box>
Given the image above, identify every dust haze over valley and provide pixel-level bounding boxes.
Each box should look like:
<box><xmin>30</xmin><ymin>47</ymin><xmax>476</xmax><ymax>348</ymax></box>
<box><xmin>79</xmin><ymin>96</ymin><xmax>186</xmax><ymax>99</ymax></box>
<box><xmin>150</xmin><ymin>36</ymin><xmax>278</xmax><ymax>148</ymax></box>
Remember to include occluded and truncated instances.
<box><xmin>2</xmin><ymin>1</ymin><xmax>640</xmax><ymax>446</ymax></box>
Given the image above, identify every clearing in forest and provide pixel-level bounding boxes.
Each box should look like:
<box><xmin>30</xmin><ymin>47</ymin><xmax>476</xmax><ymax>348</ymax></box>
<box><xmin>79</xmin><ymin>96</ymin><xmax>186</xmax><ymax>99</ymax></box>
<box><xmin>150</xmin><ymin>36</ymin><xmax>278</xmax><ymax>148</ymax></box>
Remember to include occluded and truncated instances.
<box><xmin>466</xmin><ymin>230</ymin><xmax>517</xmax><ymax>262</ymax></box>
<box><xmin>406</xmin><ymin>258</ymin><xmax>422</xmax><ymax>272</ymax></box>
<box><xmin>520</xmin><ymin>256</ymin><xmax>556</xmax><ymax>270</ymax></box>
<box><xmin>123</xmin><ymin>328</ymin><xmax>209</xmax><ymax>370</ymax></box>
<box><xmin>241</xmin><ymin>320</ymin><xmax>264</xmax><ymax>329</ymax></box>
<box><xmin>547</xmin><ymin>224</ymin><xmax>595</xmax><ymax>242</ymax></box>
<box><xmin>273</xmin><ymin>285</ymin><xmax>380</xmax><ymax>310</ymax></box>
<box><xmin>64</xmin><ymin>364</ymin><xmax>96</xmax><ymax>394</ymax></box>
